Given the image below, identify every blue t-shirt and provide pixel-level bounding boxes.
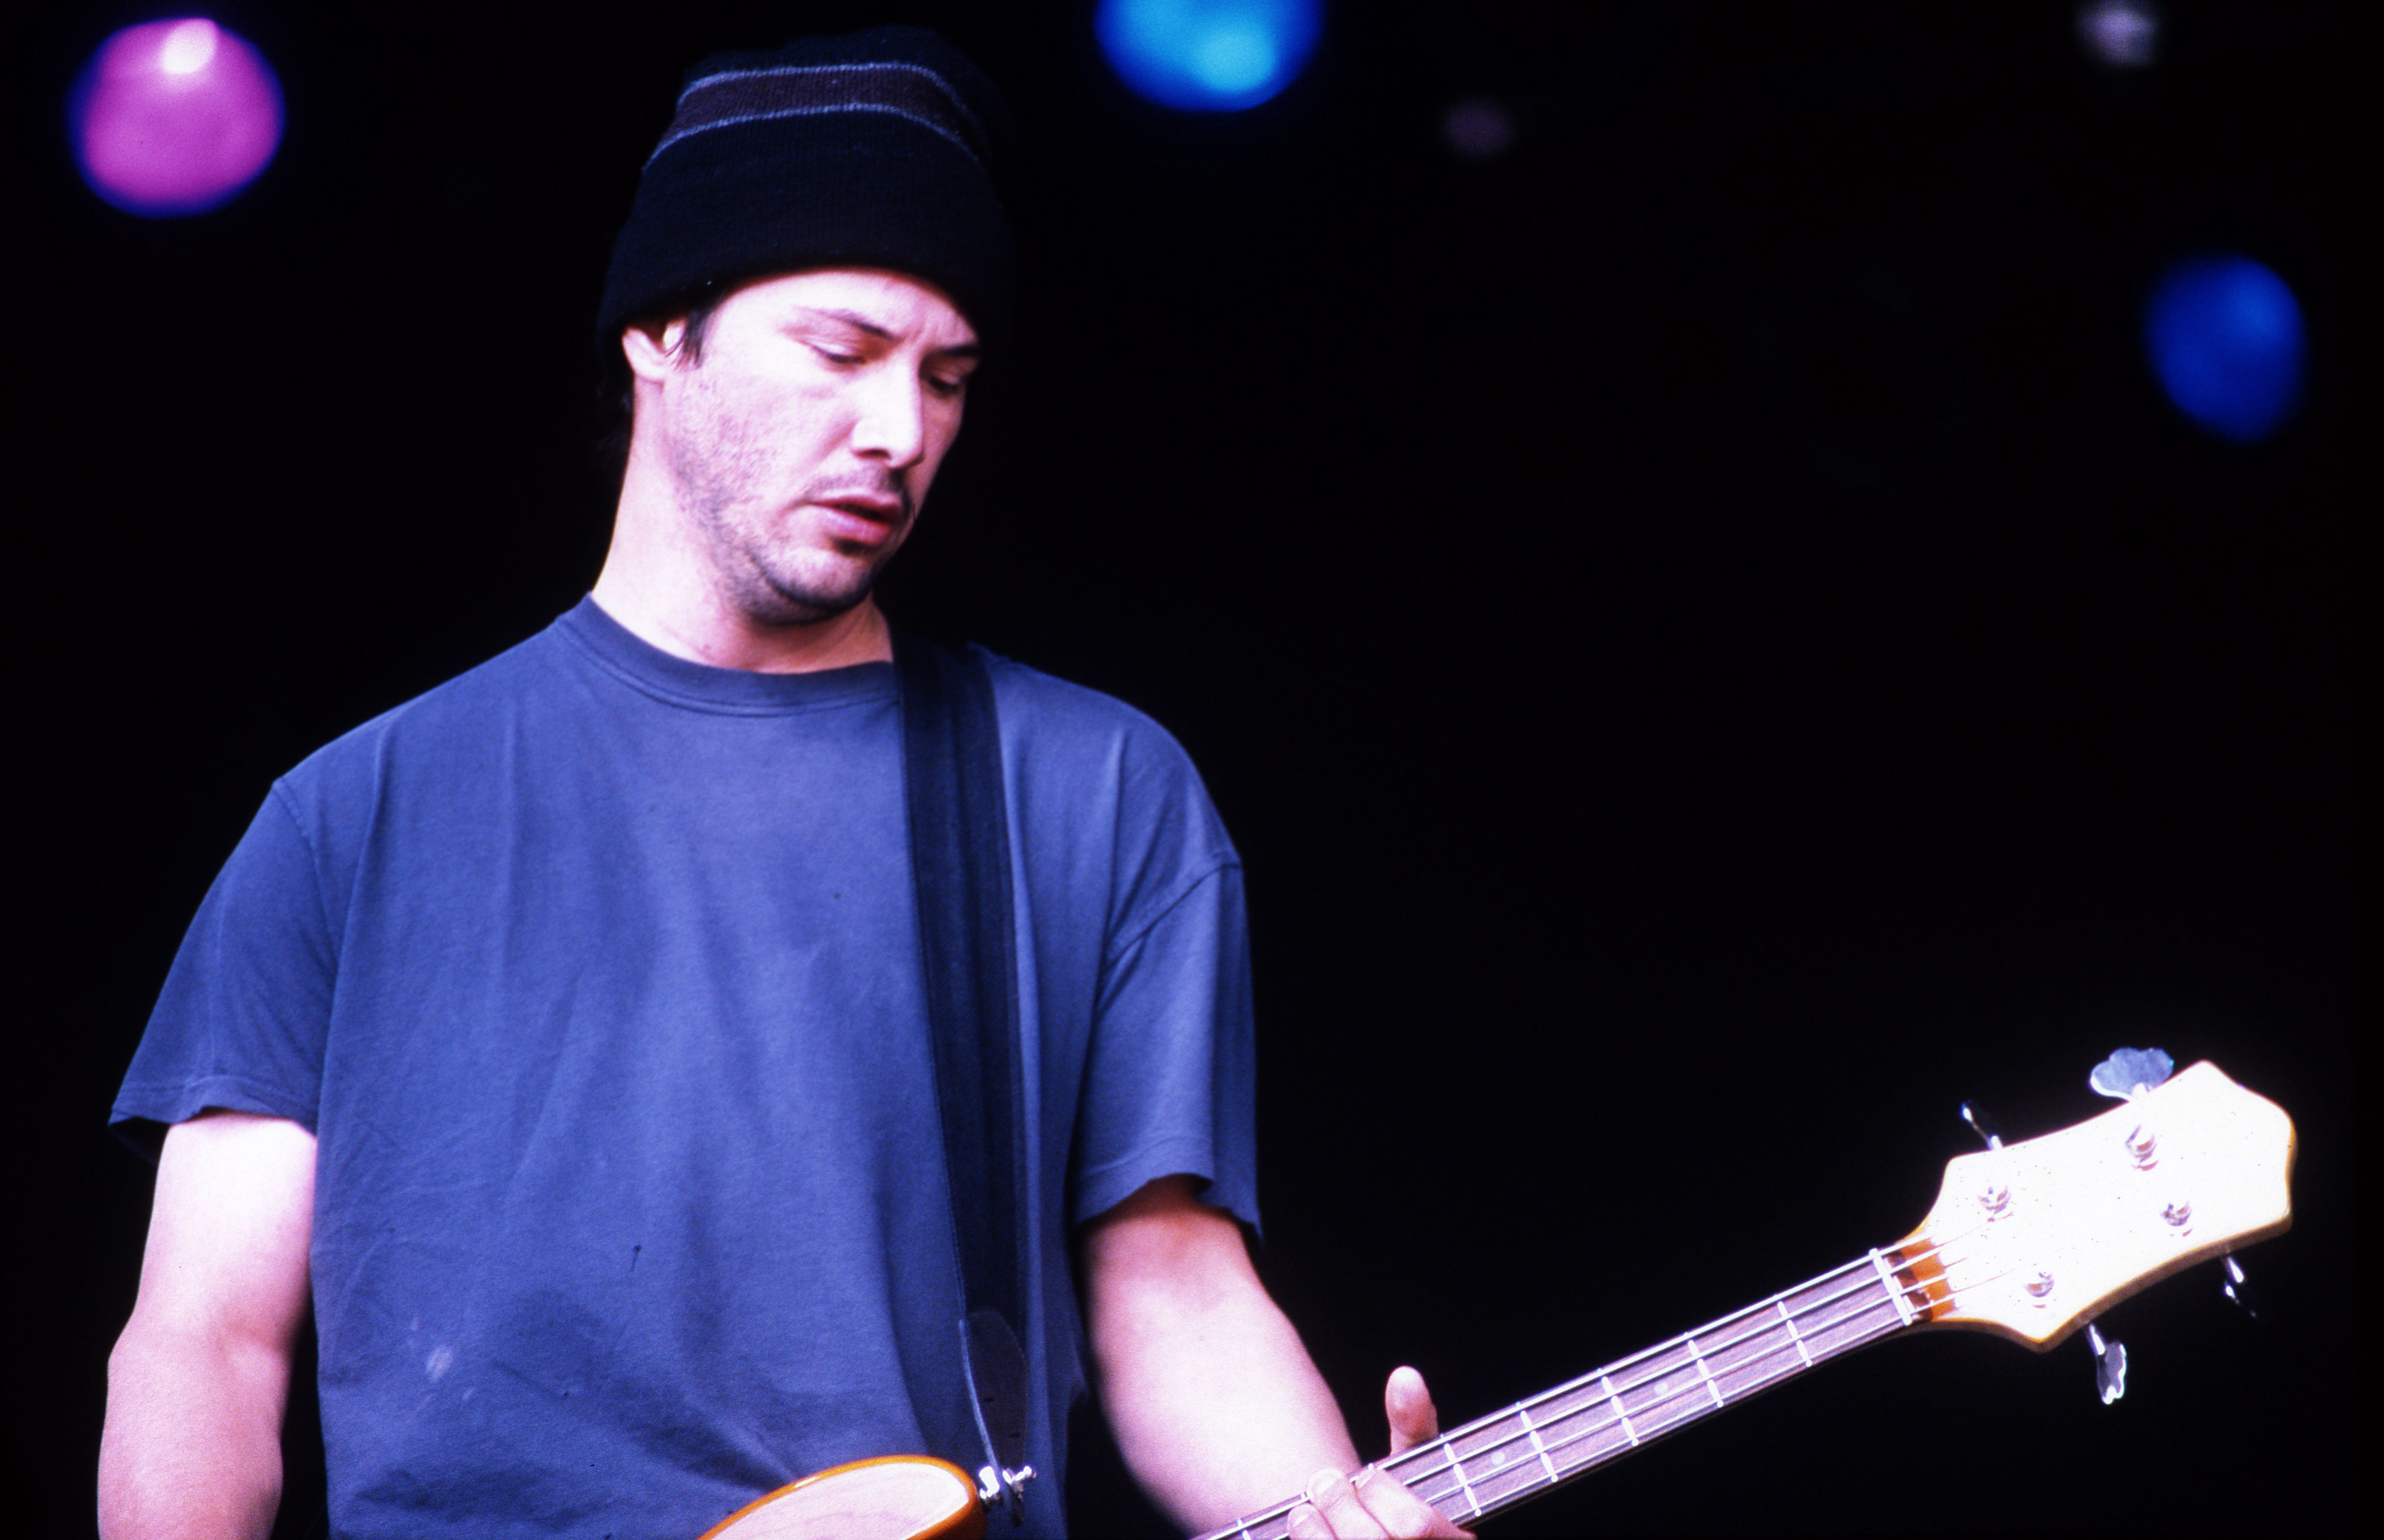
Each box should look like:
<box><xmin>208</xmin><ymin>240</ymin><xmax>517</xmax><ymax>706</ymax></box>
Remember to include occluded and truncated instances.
<box><xmin>114</xmin><ymin>598</ymin><xmax>1259</xmax><ymax>1539</ymax></box>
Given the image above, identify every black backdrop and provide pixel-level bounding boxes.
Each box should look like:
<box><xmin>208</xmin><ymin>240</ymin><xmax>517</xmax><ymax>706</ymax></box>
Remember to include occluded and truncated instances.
<box><xmin>11</xmin><ymin>3</ymin><xmax>2352</xmax><ymax>1534</ymax></box>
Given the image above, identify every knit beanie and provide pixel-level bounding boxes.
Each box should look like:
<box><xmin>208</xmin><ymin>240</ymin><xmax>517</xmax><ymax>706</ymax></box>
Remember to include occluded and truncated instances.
<box><xmin>597</xmin><ymin>26</ymin><xmax>1015</xmax><ymax>355</ymax></box>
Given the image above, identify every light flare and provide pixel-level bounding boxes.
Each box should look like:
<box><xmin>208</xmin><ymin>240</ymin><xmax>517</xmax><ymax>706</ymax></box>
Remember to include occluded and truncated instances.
<box><xmin>158</xmin><ymin>18</ymin><xmax>220</xmax><ymax>76</ymax></box>
<box><xmin>1096</xmin><ymin>0</ymin><xmax>1322</xmax><ymax>113</ymax></box>
<box><xmin>70</xmin><ymin>17</ymin><xmax>284</xmax><ymax>217</ymax></box>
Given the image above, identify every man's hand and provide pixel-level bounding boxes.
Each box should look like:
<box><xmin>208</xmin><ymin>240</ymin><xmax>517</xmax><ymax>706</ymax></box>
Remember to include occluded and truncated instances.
<box><xmin>1284</xmin><ymin>1366</ymin><xmax>1473</xmax><ymax>1540</ymax></box>
<box><xmin>1079</xmin><ymin>1176</ymin><xmax>1469</xmax><ymax>1539</ymax></box>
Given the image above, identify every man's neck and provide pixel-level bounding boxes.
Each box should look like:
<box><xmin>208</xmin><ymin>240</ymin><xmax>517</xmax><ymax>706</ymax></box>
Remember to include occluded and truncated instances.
<box><xmin>588</xmin><ymin>579</ymin><xmax>894</xmax><ymax>674</ymax></box>
<box><xmin>589</xmin><ymin>469</ymin><xmax>894</xmax><ymax>675</ymax></box>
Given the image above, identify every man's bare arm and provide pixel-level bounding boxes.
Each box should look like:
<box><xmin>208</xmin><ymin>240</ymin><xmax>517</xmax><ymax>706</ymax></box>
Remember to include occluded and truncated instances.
<box><xmin>1080</xmin><ymin>1176</ymin><xmax>1465</xmax><ymax>1538</ymax></box>
<box><xmin>100</xmin><ymin>1110</ymin><xmax>316</xmax><ymax>1540</ymax></box>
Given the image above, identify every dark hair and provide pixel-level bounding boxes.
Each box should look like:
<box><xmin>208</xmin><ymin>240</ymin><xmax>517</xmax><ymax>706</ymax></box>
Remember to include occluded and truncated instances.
<box><xmin>595</xmin><ymin>288</ymin><xmax>727</xmax><ymax>479</ymax></box>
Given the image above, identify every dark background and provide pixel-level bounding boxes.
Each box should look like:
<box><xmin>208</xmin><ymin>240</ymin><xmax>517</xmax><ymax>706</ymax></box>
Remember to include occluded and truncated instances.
<box><xmin>10</xmin><ymin>2</ymin><xmax>2352</xmax><ymax>1534</ymax></box>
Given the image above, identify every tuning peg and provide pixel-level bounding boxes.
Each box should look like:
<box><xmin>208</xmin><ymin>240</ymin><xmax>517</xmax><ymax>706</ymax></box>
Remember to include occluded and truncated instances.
<box><xmin>2220</xmin><ymin>1255</ymin><xmax>2268</xmax><ymax>1321</ymax></box>
<box><xmin>2089</xmin><ymin>1047</ymin><xmax>2175</xmax><ymax>1101</ymax></box>
<box><xmin>1959</xmin><ymin>1099</ymin><xmax>2004</xmax><ymax>1149</ymax></box>
<box><xmin>2084</xmin><ymin>1321</ymin><xmax>2128</xmax><ymax>1404</ymax></box>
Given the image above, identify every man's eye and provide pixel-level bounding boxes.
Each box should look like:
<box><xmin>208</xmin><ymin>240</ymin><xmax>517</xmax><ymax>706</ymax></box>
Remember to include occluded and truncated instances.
<box><xmin>927</xmin><ymin>375</ymin><xmax>967</xmax><ymax>398</ymax></box>
<box><xmin>811</xmin><ymin>344</ymin><xmax>863</xmax><ymax>365</ymax></box>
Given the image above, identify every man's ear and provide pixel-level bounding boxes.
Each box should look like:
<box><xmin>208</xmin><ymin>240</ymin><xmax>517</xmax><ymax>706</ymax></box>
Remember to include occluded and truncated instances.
<box><xmin>621</xmin><ymin>316</ymin><xmax>689</xmax><ymax>384</ymax></box>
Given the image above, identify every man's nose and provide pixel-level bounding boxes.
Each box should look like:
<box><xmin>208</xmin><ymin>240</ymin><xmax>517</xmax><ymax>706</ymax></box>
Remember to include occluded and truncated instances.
<box><xmin>849</xmin><ymin>364</ymin><xmax>928</xmax><ymax>467</ymax></box>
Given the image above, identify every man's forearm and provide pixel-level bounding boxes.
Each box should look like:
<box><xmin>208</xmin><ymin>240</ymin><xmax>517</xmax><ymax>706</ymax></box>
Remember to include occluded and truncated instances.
<box><xmin>99</xmin><ymin>1320</ymin><xmax>291</xmax><ymax>1540</ymax></box>
<box><xmin>1093</xmin><ymin>1261</ymin><xmax>1361</xmax><ymax>1533</ymax></box>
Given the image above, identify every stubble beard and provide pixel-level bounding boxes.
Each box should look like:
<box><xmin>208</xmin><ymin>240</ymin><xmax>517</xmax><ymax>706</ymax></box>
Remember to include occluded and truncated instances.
<box><xmin>697</xmin><ymin>494</ymin><xmax>898</xmax><ymax>628</ymax></box>
<box><xmin>668</xmin><ymin>395</ymin><xmax>915</xmax><ymax>629</ymax></box>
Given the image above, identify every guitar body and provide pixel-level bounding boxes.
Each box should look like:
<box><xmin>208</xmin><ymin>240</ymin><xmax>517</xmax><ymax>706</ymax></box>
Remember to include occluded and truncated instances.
<box><xmin>696</xmin><ymin>1455</ymin><xmax>985</xmax><ymax>1540</ymax></box>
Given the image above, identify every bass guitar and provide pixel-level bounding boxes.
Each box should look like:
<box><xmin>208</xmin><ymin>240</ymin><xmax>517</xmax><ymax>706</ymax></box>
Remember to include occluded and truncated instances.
<box><xmin>697</xmin><ymin>1050</ymin><xmax>2294</xmax><ymax>1540</ymax></box>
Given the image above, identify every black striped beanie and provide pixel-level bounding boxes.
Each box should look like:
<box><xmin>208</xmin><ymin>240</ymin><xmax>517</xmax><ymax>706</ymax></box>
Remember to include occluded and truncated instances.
<box><xmin>598</xmin><ymin>26</ymin><xmax>1014</xmax><ymax>351</ymax></box>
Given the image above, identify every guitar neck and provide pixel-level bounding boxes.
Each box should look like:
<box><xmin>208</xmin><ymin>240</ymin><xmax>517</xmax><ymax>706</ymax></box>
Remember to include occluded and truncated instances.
<box><xmin>1196</xmin><ymin>1247</ymin><xmax>1935</xmax><ymax>1540</ymax></box>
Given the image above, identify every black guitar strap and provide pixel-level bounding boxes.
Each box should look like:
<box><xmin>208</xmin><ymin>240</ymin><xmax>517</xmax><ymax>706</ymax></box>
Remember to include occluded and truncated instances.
<box><xmin>893</xmin><ymin>632</ymin><xmax>1035</xmax><ymax>1516</ymax></box>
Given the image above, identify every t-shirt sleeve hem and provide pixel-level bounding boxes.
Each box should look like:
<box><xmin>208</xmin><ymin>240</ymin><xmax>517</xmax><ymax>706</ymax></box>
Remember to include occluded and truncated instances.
<box><xmin>1070</xmin><ymin>1133</ymin><xmax>1259</xmax><ymax>1233</ymax></box>
<box><xmin>1107</xmin><ymin>857</ymin><xmax>1242</xmax><ymax>965</ymax></box>
<box><xmin>110</xmin><ymin>1074</ymin><xmax>320</xmax><ymax>1159</ymax></box>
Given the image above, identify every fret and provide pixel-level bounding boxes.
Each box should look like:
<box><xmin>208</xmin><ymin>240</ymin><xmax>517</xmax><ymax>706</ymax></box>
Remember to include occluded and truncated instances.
<box><xmin>1517</xmin><ymin>1403</ymin><xmax>1559</xmax><ymax>1484</ymax></box>
<box><xmin>1385</xmin><ymin>1442</ymin><xmax>1455</xmax><ymax>1513</ymax></box>
<box><xmin>1700</xmin><ymin>1314</ymin><xmax>1800</xmax><ymax>1402</ymax></box>
<box><xmin>1600</xmin><ymin>1372</ymin><xmax>1639</xmax><ymax>1447</ymax></box>
<box><xmin>1448</xmin><ymin>1446</ymin><xmax>1483</xmax><ymax>1522</ymax></box>
<box><xmin>1779</xmin><ymin>1267</ymin><xmax>1907</xmax><ymax>1359</ymax></box>
<box><xmin>1607</xmin><ymin>1339</ymin><xmax>1719</xmax><ymax>1442</ymax></box>
<box><xmin>1443</xmin><ymin>1403</ymin><xmax>1566</xmax><ymax>1510</ymax></box>
<box><xmin>1869</xmin><ymin>1249</ymin><xmax>1917</xmax><ymax>1328</ymax></box>
<box><xmin>1776</xmin><ymin>1298</ymin><xmax>1815</xmax><ymax>1368</ymax></box>
<box><xmin>1533</xmin><ymin>1377</ymin><xmax>1635</xmax><ymax>1473</ymax></box>
<box><xmin>1685</xmin><ymin>1335</ymin><xmax>1727</xmax><ymax>1408</ymax></box>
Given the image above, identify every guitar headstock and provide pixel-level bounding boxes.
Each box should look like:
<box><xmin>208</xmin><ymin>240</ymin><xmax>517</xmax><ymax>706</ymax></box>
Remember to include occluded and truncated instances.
<box><xmin>1893</xmin><ymin>1061</ymin><xmax>2294</xmax><ymax>1348</ymax></box>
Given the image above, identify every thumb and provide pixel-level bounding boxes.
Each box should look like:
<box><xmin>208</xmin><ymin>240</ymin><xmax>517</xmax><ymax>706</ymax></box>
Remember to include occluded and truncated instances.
<box><xmin>1385</xmin><ymin>1365</ymin><xmax>1442</xmax><ymax>1455</ymax></box>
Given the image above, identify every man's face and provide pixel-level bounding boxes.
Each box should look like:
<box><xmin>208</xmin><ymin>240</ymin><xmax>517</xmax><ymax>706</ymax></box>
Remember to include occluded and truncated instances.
<box><xmin>639</xmin><ymin>268</ymin><xmax>980</xmax><ymax>626</ymax></box>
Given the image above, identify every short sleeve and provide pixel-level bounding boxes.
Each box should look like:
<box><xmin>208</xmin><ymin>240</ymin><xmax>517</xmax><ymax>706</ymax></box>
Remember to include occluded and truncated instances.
<box><xmin>1068</xmin><ymin>862</ymin><xmax>1260</xmax><ymax>1232</ymax></box>
<box><xmin>111</xmin><ymin>786</ymin><xmax>335</xmax><ymax>1154</ymax></box>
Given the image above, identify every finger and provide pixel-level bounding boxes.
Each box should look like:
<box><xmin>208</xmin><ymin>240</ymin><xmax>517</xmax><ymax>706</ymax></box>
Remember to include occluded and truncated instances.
<box><xmin>1384</xmin><ymin>1366</ymin><xmax>1442</xmax><ymax>1455</ymax></box>
<box><xmin>1353</xmin><ymin>1466</ymin><xmax>1475</xmax><ymax>1540</ymax></box>
<box><xmin>1285</xmin><ymin>1500</ymin><xmax>1333</xmax><ymax>1540</ymax></box>
<box><xmin>1299</xmin><ymin>1467</ymin><xmax>1391</xmax><ymax>1540</ymax></box>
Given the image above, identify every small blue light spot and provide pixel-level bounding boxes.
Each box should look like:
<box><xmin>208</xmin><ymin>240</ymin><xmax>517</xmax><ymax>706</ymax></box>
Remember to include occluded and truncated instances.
<box><xmin>2144</xmin><ymin>256</ymin><xmax>2306</xmax><ymax>443</ymax></box>
<box><xmin>1097</xmin><ymin>0</ymin><xmax>1323</xmax><ymax>113</ymax></box>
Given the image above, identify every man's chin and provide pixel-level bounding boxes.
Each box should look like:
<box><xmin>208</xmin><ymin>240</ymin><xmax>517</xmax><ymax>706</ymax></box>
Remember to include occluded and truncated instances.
<box><xmin>742</xmin><ymin>564</ymin><xmax>877</xmax><ymax>628</ymax></box>
<box><xmin>712</xmin><ymin>532</ymin><xmax>897</xmax><ymax>627</ymax></box>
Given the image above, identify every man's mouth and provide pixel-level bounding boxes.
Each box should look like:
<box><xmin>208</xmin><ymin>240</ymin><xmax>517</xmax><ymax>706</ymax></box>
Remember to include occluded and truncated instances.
<box><xmin>814</xmin><ymin>497</ymin><xmax>902</xmax><ymax>547</ymax></box>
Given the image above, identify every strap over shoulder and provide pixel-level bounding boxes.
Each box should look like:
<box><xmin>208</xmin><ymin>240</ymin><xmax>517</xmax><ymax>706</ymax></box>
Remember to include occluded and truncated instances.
<box><xmin>891</xmin><ymin>633</ymin><xmax>1034</xmax><ymax>1507</ymax></box>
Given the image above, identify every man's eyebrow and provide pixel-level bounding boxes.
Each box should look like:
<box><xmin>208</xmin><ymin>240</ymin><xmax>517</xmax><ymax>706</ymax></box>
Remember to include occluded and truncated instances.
<box><xmin>790</xmin><ymin>306</ymin><xmax>979</xmax><ymax>358</ymax></box>
<box><xmin>792</xmin><ymin>306</ymin><xmax>897</xmax><ymax>339</ymax></box>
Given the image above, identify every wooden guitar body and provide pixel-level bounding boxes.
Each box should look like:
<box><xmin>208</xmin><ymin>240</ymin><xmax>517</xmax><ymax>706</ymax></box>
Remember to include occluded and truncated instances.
<box><xmin>696</xmin><ymin>1455</ymin><xmax>985</xmax><ymax>1540</ymax></box>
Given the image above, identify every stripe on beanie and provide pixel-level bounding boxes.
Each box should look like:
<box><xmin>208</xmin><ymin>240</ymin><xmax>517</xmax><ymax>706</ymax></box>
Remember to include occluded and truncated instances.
<box><xmin>651</xmin><ymin>63</ymin><xmax>987</xmax><ymax>167</ymax></box>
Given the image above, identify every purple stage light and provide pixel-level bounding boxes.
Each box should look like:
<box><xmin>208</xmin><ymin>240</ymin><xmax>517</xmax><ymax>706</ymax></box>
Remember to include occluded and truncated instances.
<box><xmin>1443</xmin><ymin>98</ymin><xmax>1516</xmax><ymax>161</ymax></box>
<box><xmin>72</xmin><ymin>18</ymin><xmax>283</xmax><ymax>217</ymax></box>
<box><xmin>2078</xmin><ymin>0</ymin><xmax>2161</xmax><ymax>70</ymax></box>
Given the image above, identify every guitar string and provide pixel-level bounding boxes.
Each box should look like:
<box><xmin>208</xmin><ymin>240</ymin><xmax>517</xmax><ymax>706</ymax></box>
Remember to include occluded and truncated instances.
<box><xmin>1373</xmin><ymin>1221</ymin><xmax>1991</xmax><ymax>1480</ymax></box>
<box><xmin>1218</xmin><ymin>1204</ymin><xmax>2095</xmax><ymax>1539</ymax></box>
<box><xmin>1409</xmin><ymin>1239</ymin><xmax>2023</xmax><ymax>1495</ymax></box>
<box><xmin>1405</xmin><ymin>1301</ymin><xmax>1903</xmax><ymax>1510</ymax></box>
<box><xmin>1202</xmin><ymin>1276</ymin><xmax>1920</xmax><ymax>1540</ymax></box>
<box><xmin>1211</xmin><ymin>1225</ymin><xmax>2023</xmax><ymax>1539</ymax></box>
<box><xmin>1213</xmin><ymin>1257</ymin><xmax>1935</xmax><ymax>1537</ymax></box>
<box><xmin>1210</xmin><ymin>1240</ymin><xmax>1987</xmax><ymax>1537</ymax></box>
<box><xmin>1386</xmin><ymin>1268</ymin><xmax>1950</xmax><ymax>1497</ymax></box>
<box><xmin>1386</xmin><ymin>1248</ymin><xmax>2034</xmax><ymax>1521</ymax></box>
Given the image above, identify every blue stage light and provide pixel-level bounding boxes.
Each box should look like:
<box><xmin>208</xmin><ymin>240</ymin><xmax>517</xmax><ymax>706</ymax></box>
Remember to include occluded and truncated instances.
<box><xmin>1096</xmin><ymin>0</ymin><xmax>1323</xmax><ymax>112</ymax></box>
<box><xmin>2144</xmin><ymin>256</ymin><xmax>2305</xmax><ymax>443</ymax></box>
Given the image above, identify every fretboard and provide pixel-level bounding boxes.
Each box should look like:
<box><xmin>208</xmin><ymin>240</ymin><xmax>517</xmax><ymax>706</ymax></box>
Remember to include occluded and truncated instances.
<box><xmin>1195</xmin><ymin>1249</ymin><xmax>1930</xmax><ymax>1540</ymax></box>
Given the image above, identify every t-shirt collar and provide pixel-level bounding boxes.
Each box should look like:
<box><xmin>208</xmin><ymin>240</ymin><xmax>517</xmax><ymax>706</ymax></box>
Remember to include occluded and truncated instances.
<box><xmin>557</xmin><ymin>595</ymin><xmax>897</xmax><ymax>714</ymax></box>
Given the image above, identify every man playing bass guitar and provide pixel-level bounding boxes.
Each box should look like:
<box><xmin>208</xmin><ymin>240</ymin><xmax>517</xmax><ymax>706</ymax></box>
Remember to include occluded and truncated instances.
<box><xmin>98</xmin><ymin>26</ymin><xmax>1458</xmax><ymax>1540</ymax></box>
